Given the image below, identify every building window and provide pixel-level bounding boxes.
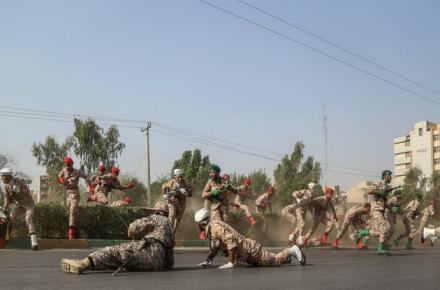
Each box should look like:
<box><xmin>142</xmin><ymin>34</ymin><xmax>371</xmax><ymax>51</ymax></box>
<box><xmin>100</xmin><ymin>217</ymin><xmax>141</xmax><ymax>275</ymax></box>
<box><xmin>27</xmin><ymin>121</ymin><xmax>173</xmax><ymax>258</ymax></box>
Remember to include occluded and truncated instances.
<box><xmin>434</xmin><ymin>147</ymin><xmax>440</xmax><ymax>153</ymax></box>
<box><xmin>434</xmin><ymin>135</ymin><xmax>440</xmax><ymax>141</ymax></box>
<box><xmin>419</xmin><ymin>128</ymin><xmax>423</xmax><ymax>136</ymax></box>
<box><xmin>405</xmin><ymin>164</ymin><xmax>411</xmax><ymax>169</ymax></box>
<box><xmin>405</xmin><ymin>141</ymin><xmax>410</xmax><ymax>146</ymax></box>
<box><xmin>435</xmin><ymin>159</ymin><xmax>440</xmax><ymax>165</ymax></box>
<box><xmin>405</xmin><ymin>152</ymin><xmax>411</xmax><ymax>158</ymax></box>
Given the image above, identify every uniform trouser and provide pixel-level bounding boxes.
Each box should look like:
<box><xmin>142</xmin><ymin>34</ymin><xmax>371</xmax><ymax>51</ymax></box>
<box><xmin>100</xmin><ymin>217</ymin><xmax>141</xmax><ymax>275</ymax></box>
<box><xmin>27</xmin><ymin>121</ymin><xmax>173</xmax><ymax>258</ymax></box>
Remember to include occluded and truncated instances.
<box><xmin>232</xmin><ymin>202</ymin><xmax>252</xmax><ymax>218</ymax></box>
<box><xmin>258</xmin><ymin>248</ymin><xmax>292</xmax><ymax>267</ymax></box>
<box><xmin>336</xmin><ymin>219</ymin><xmax>363</xmax><ymax>240</ymax></box>
<box><xmin>368</xmin><ymin>210</ymin><xmax>390</xmax><ymax>243</ymax></box>
<box><xmin>66</xmin><ymin>190</ymin><xmax>80</xmax><ymax>227</ymax></box>
<box><xmin>88</xmin><ymin>240</ymin><xmax>171</xmax><ymax>271</ymax></box>
<box><xmin>292</xmin><ymin>207</ymin><xmax>307</xmax><ymax>239</ymax></box>
<box><xmin>385</xmin><ymin>211</ymin><xmax>396</xmax><ymax>242</ymax></box>
<box><xmin>167</xmin><ymin>199</ymin><xmax>185</xmax><ymax>233</ymax></box>
<box><xmin>393</xmin><ymin>215</ymin><xmax>411</xmax><ymax>239</ymax></box>
<box><xmin>305</xmin><ymin>211</ymin><xmax>334</xmax><ymax>240</ymax></box>
<box><xmin>11</xmin><ymin>204</ymin><xmax>36</xmax><ymax>234</ymax></box>
<box><xmin>281</xmin><ymin>204</ymin><xmax>297</xmax><ymax>225</ymax></box>
<box><xmin>95</xmin><ymin>190</ymin><xmax>109</xmax><ymax>205</ymax></box>
<box><xmin>210</xmin><ymin>202</ymin><xmax>229</xmax><ymax>223</ymax></box>
<box><xmin>413</xmin><ymin>217</ymin><xmax>431</xmax><ymax>239</ymax></box>
<box><xmin>408</xmin><ymin>216</ymin><xmax>418</xmax><ymax>239</ymax></box>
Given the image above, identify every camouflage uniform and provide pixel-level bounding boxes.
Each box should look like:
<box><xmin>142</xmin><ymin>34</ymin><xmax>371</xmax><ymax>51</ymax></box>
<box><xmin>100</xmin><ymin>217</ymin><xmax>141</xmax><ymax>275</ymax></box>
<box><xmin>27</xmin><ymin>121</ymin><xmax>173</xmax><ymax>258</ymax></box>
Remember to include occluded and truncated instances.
<box><xmin>161</xmin><ymin>179</ymin><xmax>192</xmax><ymax>233</ymax></box>
<box><xmin>367</xmin><ymin>182</ymin><xmax>391</xmax><ymax>243</ymax></box>
<box><xmin>207</xmin><ymin>220</ymin><xmax>291</xmax><ymax>266</ymax></box>
<box><xmin>2</xmin><ymin>178</ymin><xmax>35</xmax><ymax>234</ymax></box>
<box><xmin>94</xmin><ymin>174</ymin><xmax>125</xmax><ymax>205</ymax></box>
<box><xmin>255</xmin><ymin>192</ymin><xmax>273</xmax><ymax>215</ymax></box>
<box><xmin>385</xmin><ymin>196</ymin><xmax>409</xmax><ymax>241</ymax></box>
<box><xmin>336</xmin><ymin>205</ymin><xmax>368</xmax><ymax>240</ymax></box>
<box><xmin>290</xmin><ymin>189</ymin><xmax>314</xmax><ymax>241</ymax></box>
<box><xmin>281</xmin><ymin>203</ymin><xmax>298</xmax><ymax>225</ymax></box>
<box><xmin>203</xmin><ymin>179</ymin><xmax>239</xmax><ymax>223</ymax></box>
<box><xmin>230</xmin><ymin>185</ymin><xmax>252</xmax><ymax>217</ymax></box>
<box><xmin>304</xmin><ymin>196</ymin><xmax>336</xmax><ymax>240</ymax></box>
<box><xmin>58</xmin><ymin>167</ymin><xmax>87</xmax><ymax>227</ymax></box>
<box><xmin>406</xmin><ymin>199</ymin><xmax>421</xmax><ymax>239</ymax></box>
<box><xmin>88</xmin><ymin>214</ymin><xmax>175</xmax><ymax>271</ymax></box>
<box><xmin>413</xmin><ymin>205</ymin><xmax>435</xmax><ymax>238</ymax></box>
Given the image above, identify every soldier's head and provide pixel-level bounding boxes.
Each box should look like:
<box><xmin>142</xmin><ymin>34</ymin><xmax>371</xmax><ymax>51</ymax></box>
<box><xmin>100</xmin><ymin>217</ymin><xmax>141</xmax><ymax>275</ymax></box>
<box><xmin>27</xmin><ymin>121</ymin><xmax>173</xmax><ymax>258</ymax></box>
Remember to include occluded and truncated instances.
<box><xmin>222</xmin><ymin>173</ymin><xmax>230</xmax><ymax>183</ymax></box>
<box><xmin>0</xmin><ymin>168</ymin><xmax>13</xmax><ymax>184</ymax></box>
<box><xmin>64</xmin><ymin>157</ymin><xmax>73</xmax><ymax>169</ymax></box>
<box><xmin>325</xmin><ymin>187</ymin><xmax>335</xmax><ymax>199</ymax></box>
<box><xmin>111</xmin><ymin>166</ymin><xmax>120</xmax><ymax>178</ymax></box>
<box><xmin>173</xmin><ymin>168</ymin><xmax>184</xmax><ymax>182</ymax></box>
<box><xmin>98</xmin><ymin>164</ymin><xmax>106</xmax><ymax>174</ymax></box>
<box><xmin>381</xmin><ymin>170</ymin><xmax>392</xmax><ymax>183</ymax></box>
<box><xmin>308</xmin><ymin>183</ymin><xmax>316</xmax><ymax>192</ymax></box>
<box><xmin>363</xmin><ymin>203</ymin><xmax>371</xmax><ymax>213</ymax></box>
<box><xmin>209</xmin><ymin>164</ymin><xmax>221</xmax><ymax>180</ymax></box>
<box><xmin>194</xmin><ymin>208</ymin><xmax>210</xmax><ymax>232</ymax></box>
<box><xmin>154</xmin><ymin>201</ymin><xmax>169</xmax><ymax>217</ymax></box>
<box><xmin>124</xmin><ymin>196</ymin><xmax>132</xmax><ymax>205</ymax></box>
<box><xmin>267</xmin><ymin>185</ymin><xmax>275</xmax><ymax>196</ymax></box>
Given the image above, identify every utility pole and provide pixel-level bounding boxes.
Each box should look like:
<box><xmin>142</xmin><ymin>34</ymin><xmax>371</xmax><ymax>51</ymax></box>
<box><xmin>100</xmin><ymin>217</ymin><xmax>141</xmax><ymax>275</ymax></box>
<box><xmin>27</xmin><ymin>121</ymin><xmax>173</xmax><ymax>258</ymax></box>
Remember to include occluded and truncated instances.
<box><xmin>323</xmin><ymin>104</ymin><xmax>328</xmax><ymax>187</ymax></box>
<box><xmin>141</xmin><ymin>122</ymin><xmax>152</xmax><ymax>206</ymax></box>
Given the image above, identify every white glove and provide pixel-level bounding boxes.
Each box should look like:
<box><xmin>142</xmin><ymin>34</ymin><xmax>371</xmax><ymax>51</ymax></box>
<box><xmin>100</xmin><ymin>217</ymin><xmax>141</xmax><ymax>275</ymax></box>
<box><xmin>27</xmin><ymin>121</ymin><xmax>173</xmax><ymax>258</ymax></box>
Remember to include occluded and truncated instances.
<box><xmin>198</xmin><ymin>260</ymin><xmax>212</xmax><ymax>268</ymax></box>
<box><xmin>218</xmin><ymin>262</ymin><xmax>234</xmax><ymax>269</ymax></box>
<box><xmin>296</xmin><ymin>198</ymin><xmax>302</xmax><ymax>204</ymax></box>
<box><xmin>179</xmin><ymin>188</ymin><xmax>188</xmax><ymax>196</ymax></box>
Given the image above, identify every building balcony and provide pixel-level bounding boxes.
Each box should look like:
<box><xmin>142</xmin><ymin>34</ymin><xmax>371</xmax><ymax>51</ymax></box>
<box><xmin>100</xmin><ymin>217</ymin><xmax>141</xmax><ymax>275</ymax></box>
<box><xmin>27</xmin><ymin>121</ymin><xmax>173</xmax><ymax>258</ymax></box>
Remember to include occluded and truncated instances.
<box><xmin>394</xmin><ymin>147</ymin><xmax>411</xmax><ymax>155</ymax></box>
<box><xmin>395</xmin><ymin>168</ymin><xmax>409</xmax><ymax>176</ymax></box>
<box><xmin>394</xmin><ymin>157</ymin><xmax>411</xmax><ymax>165</ymax></box>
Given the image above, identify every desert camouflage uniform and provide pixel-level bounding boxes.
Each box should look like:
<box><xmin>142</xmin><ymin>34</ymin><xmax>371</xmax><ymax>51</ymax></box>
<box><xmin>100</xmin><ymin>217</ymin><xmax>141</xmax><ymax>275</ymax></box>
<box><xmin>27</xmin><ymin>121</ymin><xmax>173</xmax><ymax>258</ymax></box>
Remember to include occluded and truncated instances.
<box><xmin>2</xmin><ymin>178</ymin><xmax>35</xmax><ymax>234</ymax></box>
<box><xmin>336</xmin><ymin>205</ymin><xmax>368</xmax><ymax>240</ymax></box>
<box><xmin>230</xmin><ymin>185</ymin><xmax>252</xmax><ymax>217</ymax></box>
<box><xmin>385</xmin><ymin>196</ymin><xmax>409</xmax><ymax>241</ymax></box>
<box><xmin>94</xmin><ymin>174</ymin><xmax>125</xmax><ymax>205</ymax></box>
<box><xmin>304</xmin><ymin>196</ymin><xmax>336</xmax><ymax>240</ymax></box>
<box><xmin>281</xmin><ymin>203</ymin><xmax>298</xmax><ymax>225</ymax></box>
<box><xmin>290</xmin><ymin>189</ymin><xmax>314</xmax><ymax>241</ymax></box>
<box><xmin>161</xmin><ymin>179</ymin><xmax>192</xmax><ymax>233</ymax></box>
<box><xmin>255</xmin><ymin>192</ymin><xmax>273</xmax><ymax>215</ymax></box>
<box><xmin>413</xmin><ymin>205</ymin><xmax>435</xmax><ymax>238</ymax></box>
<box><xmin>207</xmin><ymin>220</ymin><xmax>291</xmax><ymax>266</ymax></box>
<box><xmin>406</xmin><ymin>199</ymin><xmax>421</xmax><ymax>239</ymax></box>
<box><xmin>58</xmin><ymin>167</ymin><xmax>87</xmax><ymax>227</ymax></box>
<box><xmin>203</xmin><ymin>179</ymin><xmax>239</xmax><ymax>223</ymax></box>
<box><xmin>89</xmin><ymin>214</ymin><xmax>175</xmax><ymax>271</ymax></box>
<box><xmin>367</xmin><ymin>182</ymin><xmax>391</xmax><ymax>243</ymax></box>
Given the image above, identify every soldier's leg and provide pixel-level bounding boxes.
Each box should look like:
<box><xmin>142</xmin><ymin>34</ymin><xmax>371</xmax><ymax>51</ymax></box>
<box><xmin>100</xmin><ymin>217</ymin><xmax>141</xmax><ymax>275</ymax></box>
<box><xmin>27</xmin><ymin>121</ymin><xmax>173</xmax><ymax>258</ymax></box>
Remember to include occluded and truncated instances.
<box><xmin>24</xmin><ymin>205</ymin><xmax>36</xmax><ymax>234</ymax></box>
<box><xmin>336</xmin><ymin>220</ymin><xmax>350</xmax><ymax>240</ymax></box>
<box><xmin>221</xmin><ymin>203</ymin><xmax>230</xmax><ymax>224</ymax></box>
<box><xmin>167</xmin><ymin>202</ymin><xmax>177</xmax><ymax>231</ymax></box>
<box><xmin>259</xmin><ymin>248</ymin><xmax>292</xmax><ymax>267</ymax></box>
<box><xmin>292</xmin><ymin>208</ymin><xmax>306</xmax><ymax>238</ymax></box>
<box><xmin>239</xmin><ymin>204</ymin><xmax>252</xmax><ymax>218</ymax></box>
<box><xmin>173</xmin><ymin>202</ymin><xmax>184</xmax><ymax>233</ymax></box>
<box><xmin>304</xmin><ymin>215</ymin><xmax>320</xmax><ymax>240</ymax></box>
<box><xmin>281</xmin><ymin>205</ymin><xmax>296</xmax><ymax>225</ymax></box>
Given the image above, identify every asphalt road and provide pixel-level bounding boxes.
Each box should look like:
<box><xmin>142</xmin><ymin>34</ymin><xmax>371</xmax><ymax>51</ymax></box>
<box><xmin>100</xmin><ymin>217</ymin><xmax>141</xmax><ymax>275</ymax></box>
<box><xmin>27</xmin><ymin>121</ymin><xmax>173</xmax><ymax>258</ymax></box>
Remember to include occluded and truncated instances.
<box><xmin>1</xmin><ymin>248</ymin><xmax>440</xmax><ymax>290</ymax></box>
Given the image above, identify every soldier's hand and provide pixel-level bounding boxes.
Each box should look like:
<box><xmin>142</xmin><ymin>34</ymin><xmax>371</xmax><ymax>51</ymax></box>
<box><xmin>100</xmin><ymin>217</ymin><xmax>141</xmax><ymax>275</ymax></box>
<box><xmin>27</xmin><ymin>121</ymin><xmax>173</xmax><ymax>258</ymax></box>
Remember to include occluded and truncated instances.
<box><xmin>198</xmin><ymin>260</ymin><xmax>212</xmax><ymax>268</ymax></box>
<box><xmin>218</xmin><ymin>262</ymin><xmax>234</xmax><ymax>269</ymax></box>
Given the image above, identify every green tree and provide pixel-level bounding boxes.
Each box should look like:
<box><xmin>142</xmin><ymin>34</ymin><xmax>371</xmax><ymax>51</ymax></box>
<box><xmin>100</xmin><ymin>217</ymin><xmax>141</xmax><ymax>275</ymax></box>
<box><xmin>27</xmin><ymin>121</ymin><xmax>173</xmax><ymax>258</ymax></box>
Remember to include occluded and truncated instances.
<box><xmin>70</xmin><ymin>118</ymin><xmax>125</xmax><ymax>173</ymax></box>
<box><xmin>172</xmin><ymin>149</ymin><xmax>211</xmax><ymax>191</ymax></box>
<box><xmin>274</xmin><ymin>142</ymin><xmax>321</xmax><ymax>206</ymax></box>
<box><xmin>402</xmin><ymin>167</ymin><xmax>427</xmax><ymax>201</ymax></box>
<box><xmin>32</xmin><ymin>136</ymin><xmax>71</xmax><ymax>174</ymax></box>
<box><xmin>231</xmin><ymin>169</ymin><xmax>271</xmax><ymax>195</ymax></box>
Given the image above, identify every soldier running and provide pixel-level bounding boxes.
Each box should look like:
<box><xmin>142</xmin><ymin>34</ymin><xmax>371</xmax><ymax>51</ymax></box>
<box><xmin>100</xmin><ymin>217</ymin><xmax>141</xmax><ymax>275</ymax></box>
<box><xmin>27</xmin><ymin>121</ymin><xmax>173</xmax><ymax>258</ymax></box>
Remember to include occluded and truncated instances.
<box><xmin>288</xmin><ymin>183</ymin><xmax>317</xmax><ymax>246</ymax></box>
<box><xmin>255</xmin><ymin>185</ymin><xmax>275</xmax><ymax>215</ymax></box>
<box><xmin>415</xmin><ymin>200</ymin><xmax>436</xmax><ymax>246</ymax></box>
<box><xmin>58</xmin><ymin>157</ymin><xmax>88</xmax><ymax>239</ymax></box>
<box><xmin>394</xmin><ymin>193</ymin><xmax>422</xmax><ymax>249</ymax></box>
<box><xmin>161</xmin><ymin>168</ymin><xmax>192</xmax><ymax>234</ymax></box>
<box><xmin>303</xmin><ymin>187</ymin><xmax>337</xmax><ymax>246</ymax></box>
<box><xmin>60</xmin><ymin>202</ymin><xmax>174</xmax><ymax>274</ymax></box>
<box><xmin>0</xmin><ymin>168</ymin><xmax>38</xmax><ymax>250</ymax></box>
<box><xmin>91</xmin><ymin>166</ymin><xmax>135</xmax><ymax>205</ymax></box>
<box><xmin>385</xmin><ymin>190</ymin><xmax>409</xmax><ymax>247</ymax></box>
<box><xmin>87</xmin><ymin>164</ymin><xmax>106</xmax><ymax>202</ymax></box>
<box><xmin>194</xmin><ymin>208</ymin><xmax>306</xmax><ymax>269</ymax></box>
<box><xmin>356</xmin><ymin>170</ymin><xmax>396</xmax><ymax>255</ymax></box>
<box><xmin>332</xmin><ymin>203</ymin><xmax>371</xmax><ymax>249</ymax></box>
<box><xmin>230</xmin><ymin>178</ymin><xmax>256</xmax><ymax>226</ymax></box>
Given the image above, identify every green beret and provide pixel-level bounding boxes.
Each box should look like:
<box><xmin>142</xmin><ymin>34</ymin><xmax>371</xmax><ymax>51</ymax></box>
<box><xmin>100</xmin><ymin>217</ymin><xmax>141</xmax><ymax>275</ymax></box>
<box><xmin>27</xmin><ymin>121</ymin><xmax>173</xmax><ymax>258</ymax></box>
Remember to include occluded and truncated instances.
<box><xmin>381</xmin><ymin>170</ymin><xmax>392</xmax><ymax>179</ymax></box>
<box><xmin>210</xmin><ymin>164</ymin><xmax>221</xmax><ymax>173</ymax></box>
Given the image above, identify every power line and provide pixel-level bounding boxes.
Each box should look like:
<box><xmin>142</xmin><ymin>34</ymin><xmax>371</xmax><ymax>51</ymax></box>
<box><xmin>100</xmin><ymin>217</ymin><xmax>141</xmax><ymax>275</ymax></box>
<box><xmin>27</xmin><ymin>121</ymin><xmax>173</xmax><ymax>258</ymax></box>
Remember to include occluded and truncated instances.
<box><xmin>236</xmin><ymin>0</ymin><xmax>440</xmax><ymax>97</ymax></box>
<box><xmin>198</xmin><ymin>0</ymin><xmax>440</xmax><ymax>107</ymax></box>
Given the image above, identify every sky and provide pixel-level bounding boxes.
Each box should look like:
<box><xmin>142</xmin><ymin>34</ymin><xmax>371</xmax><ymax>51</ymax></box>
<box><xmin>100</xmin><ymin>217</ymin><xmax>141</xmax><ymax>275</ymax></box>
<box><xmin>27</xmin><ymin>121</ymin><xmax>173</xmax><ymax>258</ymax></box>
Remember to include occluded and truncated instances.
<box><xmin>0</xmin><ymin>0</ymin><xmax>439</xmax><ymax>191</ymax></box>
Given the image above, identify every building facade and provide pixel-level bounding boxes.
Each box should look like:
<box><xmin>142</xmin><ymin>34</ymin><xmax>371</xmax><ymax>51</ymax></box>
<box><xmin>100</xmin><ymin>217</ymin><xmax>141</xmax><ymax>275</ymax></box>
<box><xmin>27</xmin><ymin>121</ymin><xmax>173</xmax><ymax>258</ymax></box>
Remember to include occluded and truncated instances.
<box><xmin>346</xmin><ymin>180</ymin><xmax>374</xmax><ymax>204</ymax></box>
<box><xmin>393</xmin><ymin>121</ymin><xmax>440</xmax><ymax>185</ymax></box>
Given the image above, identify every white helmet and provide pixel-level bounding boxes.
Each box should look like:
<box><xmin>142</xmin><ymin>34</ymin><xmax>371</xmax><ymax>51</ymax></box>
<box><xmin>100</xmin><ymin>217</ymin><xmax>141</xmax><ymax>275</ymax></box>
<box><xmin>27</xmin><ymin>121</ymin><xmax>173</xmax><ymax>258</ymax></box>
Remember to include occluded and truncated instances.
<box><xmin>308</xmin><ymin>183</ymin><xmax>316</xmax><ymax>190</ymax></box>
<box><xmin>0</xmin><ymin>168</ymin><xmax>13</xmax><ymax>176</ymax></box>
<box><xmin>194</xmin><ymin>208</ymin><xmax>209</xmax><ymax>223</ymax></box>
<box><xmin>173</xmin><ymin>168</ymin><xmax>184</xmax><ymax>177</ymax></box>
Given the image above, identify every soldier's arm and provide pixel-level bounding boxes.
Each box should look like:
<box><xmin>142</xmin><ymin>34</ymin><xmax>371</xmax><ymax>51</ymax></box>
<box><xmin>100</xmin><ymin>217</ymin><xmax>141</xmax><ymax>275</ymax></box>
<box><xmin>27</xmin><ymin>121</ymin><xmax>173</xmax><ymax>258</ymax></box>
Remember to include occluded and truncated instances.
<box><xmin>202</xmin><ymin>182</ymin><xmax>213</xmax><ymax>199</ymax></box>
<box><xmin>58</xmin><ymin>170</ymin><xmax>65</xmax><ymax>184</ymax></box>
<box><xmin>2</xmin><ymin>187</ymin><xmax>9</xmax><ymax>210</ymax></box>
<box><xmin>127</xmin><ymin>217</ymin><xmax>155</xmax><ymax>238</ymax></box>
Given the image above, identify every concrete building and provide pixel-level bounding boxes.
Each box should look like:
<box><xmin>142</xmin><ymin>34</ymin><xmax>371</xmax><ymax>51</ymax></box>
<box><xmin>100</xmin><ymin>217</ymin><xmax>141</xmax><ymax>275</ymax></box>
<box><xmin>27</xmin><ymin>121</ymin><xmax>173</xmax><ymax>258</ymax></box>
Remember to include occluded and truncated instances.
<box><xmin>393</xmin><ymin>121</ymin><xmax>440</xmax><ymax>185</ymax></box>
<box><xmin>346</xmin><ymin>181</ymin><xmax>374</xmax><ymax>204</ymax></box>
